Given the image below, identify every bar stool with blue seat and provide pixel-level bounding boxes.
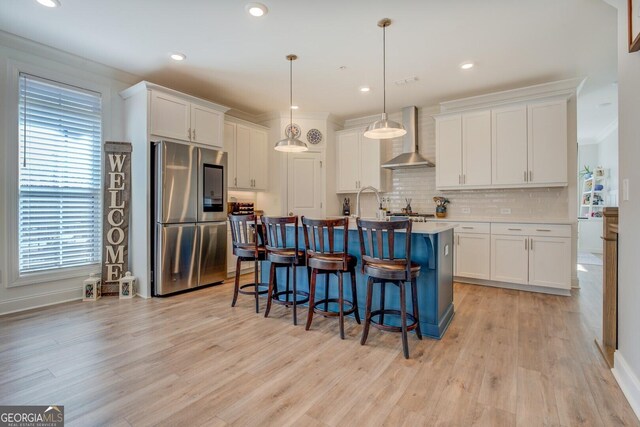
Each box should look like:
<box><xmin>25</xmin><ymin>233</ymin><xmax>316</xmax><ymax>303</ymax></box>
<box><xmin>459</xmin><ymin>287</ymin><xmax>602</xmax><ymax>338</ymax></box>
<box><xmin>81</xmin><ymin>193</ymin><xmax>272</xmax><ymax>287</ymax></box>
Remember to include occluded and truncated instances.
<box><xmin>356</xmin><ymin>218</ymin><xmax>422</xmax><ymax>359</ymax></box>
<box><xmin>262</xmin><ymin>215</ymin><xmax>310</xmax><ymax>325</ymax></box>
<box><xmin>228</xmin><ymin>213</ymin><xmax>268</xmax><ymax>313</ymax></box>
<box><xmin>302</xmin><ymin>216</ymin><xmax>361</xmax><ymax>339</ymax></box>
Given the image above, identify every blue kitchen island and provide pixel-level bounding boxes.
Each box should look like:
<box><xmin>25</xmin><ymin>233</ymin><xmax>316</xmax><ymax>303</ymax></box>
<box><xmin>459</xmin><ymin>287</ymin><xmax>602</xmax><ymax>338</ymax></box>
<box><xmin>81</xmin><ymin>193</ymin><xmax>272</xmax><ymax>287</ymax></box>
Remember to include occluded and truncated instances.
<box><xmin>260</xmin><ymin>221</ymin><xmax>455</xmax><ymax>339</ymax></box>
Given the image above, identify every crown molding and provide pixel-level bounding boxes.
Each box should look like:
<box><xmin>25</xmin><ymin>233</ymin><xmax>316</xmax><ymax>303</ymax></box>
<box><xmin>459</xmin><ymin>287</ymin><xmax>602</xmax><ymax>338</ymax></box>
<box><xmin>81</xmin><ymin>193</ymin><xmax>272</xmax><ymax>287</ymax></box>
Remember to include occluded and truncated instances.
<box><xmin>0</xmin><ymin>30</ymin><xmax>140</xmax><ymax>85</ymax></box>
<box><xmin>438</xmin><ymin>78</ymin><xmax>585</xmax><ymax>113</ymax></box>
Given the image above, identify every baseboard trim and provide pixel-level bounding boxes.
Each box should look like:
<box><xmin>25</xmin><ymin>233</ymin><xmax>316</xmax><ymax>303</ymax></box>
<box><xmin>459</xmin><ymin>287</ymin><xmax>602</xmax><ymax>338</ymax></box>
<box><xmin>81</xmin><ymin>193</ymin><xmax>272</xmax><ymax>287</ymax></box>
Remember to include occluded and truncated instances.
<box><xmin>454</xmin><ymin>276</ymin><xmax>571</xmax><ymax>296</ymax></box>
<box><xmin>612</xmin><ymin>351</ymin><xmax>640</xmax><ymax>421</ymax></box>
<box><xmin>0</xmin><ymin>286</ymin><xmax>82</xmax><ymax>316</ymax></box>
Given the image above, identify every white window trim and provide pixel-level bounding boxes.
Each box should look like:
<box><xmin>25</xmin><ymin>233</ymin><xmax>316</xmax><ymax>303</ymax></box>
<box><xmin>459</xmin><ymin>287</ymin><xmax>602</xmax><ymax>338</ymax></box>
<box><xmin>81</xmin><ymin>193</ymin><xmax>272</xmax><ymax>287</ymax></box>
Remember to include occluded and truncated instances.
<box><xmin>4</xmin><ymin>59</ymin><xmax>112</xmax><ymax>288</ymax></box>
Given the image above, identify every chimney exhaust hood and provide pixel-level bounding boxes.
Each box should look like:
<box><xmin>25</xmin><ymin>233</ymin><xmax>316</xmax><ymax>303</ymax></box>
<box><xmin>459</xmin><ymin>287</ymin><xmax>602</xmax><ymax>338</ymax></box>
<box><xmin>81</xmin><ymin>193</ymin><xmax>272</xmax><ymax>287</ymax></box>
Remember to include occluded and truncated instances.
<box><xmin>381</xmin><ymin>106</ymin><xmax>435</xmax><ymax>169</ymax></box>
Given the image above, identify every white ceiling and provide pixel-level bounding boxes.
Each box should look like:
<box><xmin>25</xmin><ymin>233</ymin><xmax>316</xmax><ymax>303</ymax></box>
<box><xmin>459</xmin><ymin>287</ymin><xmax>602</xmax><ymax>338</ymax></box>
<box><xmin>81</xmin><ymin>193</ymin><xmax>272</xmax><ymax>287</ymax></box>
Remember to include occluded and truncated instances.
<box><xmin>0</xmin><ymin>0</ymin><xmax>618</xmax><ymax>124</ymax></box>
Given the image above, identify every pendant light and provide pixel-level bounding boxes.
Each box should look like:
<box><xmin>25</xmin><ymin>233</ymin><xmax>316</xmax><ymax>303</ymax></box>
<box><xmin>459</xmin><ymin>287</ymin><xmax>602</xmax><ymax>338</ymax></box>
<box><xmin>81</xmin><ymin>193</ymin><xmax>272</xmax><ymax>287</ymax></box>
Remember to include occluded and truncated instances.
<box><xmin>363</xmin><ymin>18</ymin><xmax>406</xmax><ymax>140</ymax></box>
<box><xmin>274</xmin><ymin>54</ymin><xmax>308</xmax><ymax>152</ymax></box>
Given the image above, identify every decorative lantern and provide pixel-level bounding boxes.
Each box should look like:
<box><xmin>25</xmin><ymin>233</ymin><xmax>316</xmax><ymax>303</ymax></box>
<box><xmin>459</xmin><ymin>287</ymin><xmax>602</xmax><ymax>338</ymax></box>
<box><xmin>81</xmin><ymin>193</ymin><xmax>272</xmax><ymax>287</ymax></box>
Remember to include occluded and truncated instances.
<box><xmin>118</xmin><ymin>271</ymin><xmax>137</xmax><ymax>299</ymax></box>
<box><xmin>83</xmin><ymin>273</ymin><xmax>102</xmax><ymax>301</ymax></box>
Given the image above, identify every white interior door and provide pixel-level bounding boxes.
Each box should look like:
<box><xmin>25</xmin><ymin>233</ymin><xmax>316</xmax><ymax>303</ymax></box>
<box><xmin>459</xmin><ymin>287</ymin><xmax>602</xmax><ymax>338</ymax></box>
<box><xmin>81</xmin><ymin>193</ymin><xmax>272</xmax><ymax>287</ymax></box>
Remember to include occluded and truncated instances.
<box><xmin>288</xmin><ymin>152</ymin><xmax>323</xmax><ymax>218</ymax></box>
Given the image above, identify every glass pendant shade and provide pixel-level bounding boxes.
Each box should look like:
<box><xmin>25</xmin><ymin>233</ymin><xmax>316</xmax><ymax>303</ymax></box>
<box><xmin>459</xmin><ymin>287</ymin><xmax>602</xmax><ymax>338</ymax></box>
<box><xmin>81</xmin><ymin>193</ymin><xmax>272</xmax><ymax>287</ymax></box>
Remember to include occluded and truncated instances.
<box><xmin>364</xmin><ymin>18</ymin><xmax>405</xmax><ymax>140</ymax></box>
<box><xmin>363</xmin><ymin>113</ymin><xmax>406</xmax><ymax>139</ymax></box>
<box><xmin>274</xmin><ymin>54</ymin><xmax>308</xmax><ymax>152</ymax></box>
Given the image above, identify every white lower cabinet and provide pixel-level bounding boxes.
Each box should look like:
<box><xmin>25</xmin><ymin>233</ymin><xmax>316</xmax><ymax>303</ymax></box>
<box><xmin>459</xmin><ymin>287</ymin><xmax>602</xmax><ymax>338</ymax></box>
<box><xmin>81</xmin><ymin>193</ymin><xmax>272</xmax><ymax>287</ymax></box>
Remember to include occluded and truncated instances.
<box><xmin>454</xmin><ymin>222</ymin><xmax>572</xmax><ymax>293</ymax></box>
<box><xmin>489</xmin><ymin>224</ymin><xmax>571</xmax><ymax>291</ymax></box>
<box><xmin>490</xmin><ymin>234</ymin><xmax>529</xmax><ymax>285</ymax></box>
<box><xmin>454</xmin><ymin>222</ymin><xmax>491</xmax><ymax>279</ymax></box>
<box><xmin>528</xmin><ymin>236</ymin><xmax>571</xmax><ymax>289</ymax></box>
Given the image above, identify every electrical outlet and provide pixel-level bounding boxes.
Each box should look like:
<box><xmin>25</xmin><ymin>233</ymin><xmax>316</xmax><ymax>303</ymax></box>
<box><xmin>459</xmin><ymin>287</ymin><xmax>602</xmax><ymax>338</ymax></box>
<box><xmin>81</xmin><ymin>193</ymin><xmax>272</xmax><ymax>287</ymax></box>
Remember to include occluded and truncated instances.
<box><xmin>500</xmin><ymin>208</ymin><xmax>512</xmax><ymax>215</ymax></box>
<box><xmin>461</xmin><ymin>207</ymin><xmax>471</xmax><ymax>214</ymax></box>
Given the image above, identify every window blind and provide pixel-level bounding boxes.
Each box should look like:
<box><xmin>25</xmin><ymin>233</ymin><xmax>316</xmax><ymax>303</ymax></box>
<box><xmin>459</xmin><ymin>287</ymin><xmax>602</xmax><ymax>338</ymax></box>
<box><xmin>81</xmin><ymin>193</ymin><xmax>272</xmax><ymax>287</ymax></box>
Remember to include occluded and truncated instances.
<box><xmin>18</xmin><ymin>73</ymin><xmax>103</xmax><ymax>275</ymax></box>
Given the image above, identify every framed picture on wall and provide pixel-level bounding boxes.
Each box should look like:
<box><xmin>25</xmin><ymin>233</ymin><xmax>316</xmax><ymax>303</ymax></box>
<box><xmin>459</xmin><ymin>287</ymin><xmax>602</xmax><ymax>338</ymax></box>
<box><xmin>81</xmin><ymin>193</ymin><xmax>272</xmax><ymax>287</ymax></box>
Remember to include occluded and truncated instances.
<box><xmin>630</xmin><ymin>0</ymin><xmax>640</xmax><ymax>52</ymax></box>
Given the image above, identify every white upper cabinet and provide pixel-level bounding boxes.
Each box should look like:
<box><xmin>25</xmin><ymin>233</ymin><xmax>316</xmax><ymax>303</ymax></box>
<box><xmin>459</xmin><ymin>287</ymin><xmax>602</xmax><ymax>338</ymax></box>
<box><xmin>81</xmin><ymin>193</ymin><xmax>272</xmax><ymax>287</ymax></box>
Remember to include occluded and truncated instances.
<box><xmin>150</xmin><ymin>91</ymin><xmax>191</xmax><ymax>141</ymax></box>
<box><xmin>527</xmin><ymin>100</ymin><xmax>568</xmax><ymax>185</ymax></box>
<box><xmin>462</xmin><ymin>110</ymin><xmax>492</xmax><ymax>186</ymax></box>
<box><xmin>491</xmin><ymin>105</ymin><xmax>528</xmax><ymax>186</ymax></box>
<box><xmin>190</xmin><ymin>104</ymin><xmax>223</xmax><ymax>148</ymax></box>
<box><xmin>336</xmin><ymin>128</ymin><xmax>389</xmax><ymax>193</ymax></box>
<box><xmin>225</xmin><ymin>121</ymin><xmax>268</xmax><ymax>191</ymax></box>
<box><xmin>250</xmin><ymin>128</ymin><xmax>268</xmax><ymax>190</ymax></box>
<box><xmin>435</xmin><ymin>115</ymin><xmax>462</xmax><ymax>188</ymax></box>
<box><xmin>435</xmin><ymin>90</ymin><xmax>569</xmax><ymax>190</ymax></box>
<box><xmin>436</xmin><ymin>111</ymin><xmax>491</xmax><ymax>189</ymax></box>
<box><xmin>149</xmin><ymin>89</ymin><xmax>224</xmax><ymax>148</ymax></box>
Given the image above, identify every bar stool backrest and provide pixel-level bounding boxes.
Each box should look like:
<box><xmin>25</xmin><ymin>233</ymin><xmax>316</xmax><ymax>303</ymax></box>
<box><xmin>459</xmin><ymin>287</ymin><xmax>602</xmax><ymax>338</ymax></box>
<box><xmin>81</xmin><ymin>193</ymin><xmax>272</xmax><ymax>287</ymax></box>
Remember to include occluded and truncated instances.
<box><xmin>302</xmin><ymin>217</ymin><xmax>349</xmax><ymax>270</ymax></box>
<box><xmin>356</xmin><ymin>218</ymin><xmax>412</xmax><ymax>280</ymax></box>
<box><xmin>261</xmin><ymin>215</ymin><xmax>300</xmax><ymax>255</ymax></box>
<box><xmin>228</xmin><ymin>213</ymin><xmax>262</xmax><ymax>257</ymax></box>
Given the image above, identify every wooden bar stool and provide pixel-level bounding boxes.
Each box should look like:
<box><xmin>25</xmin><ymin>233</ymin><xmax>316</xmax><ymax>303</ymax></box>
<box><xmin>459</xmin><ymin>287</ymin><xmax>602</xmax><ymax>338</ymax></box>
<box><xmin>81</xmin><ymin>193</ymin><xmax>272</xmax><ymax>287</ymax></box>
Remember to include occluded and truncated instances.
<box><xmin>357</xmin><ymin>218</ymin><xmax>422</xmax><ymax>359</ymax></box>
<box><xmin>302</xmin><ymin>217</ymin><xmax>360</xmax><ymax>339</ymax></box>
<box><xmin>228</xmin><ymin>214</ymin><xmax>268</xmax><ymax>313</ymax></box>
<box><xmin>262</xmin><ymin>216</ymin><xmax>310</xmax><ymax>325</ymax></box>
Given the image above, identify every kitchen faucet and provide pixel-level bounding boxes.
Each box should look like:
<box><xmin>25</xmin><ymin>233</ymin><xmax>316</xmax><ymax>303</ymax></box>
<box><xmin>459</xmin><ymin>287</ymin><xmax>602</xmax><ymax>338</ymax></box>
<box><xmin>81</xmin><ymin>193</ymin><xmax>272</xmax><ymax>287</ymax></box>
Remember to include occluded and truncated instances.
<box><xmin>355</xmin><ymin>186</ymin><xmax>382</xmax><ymax>218</ymax></box>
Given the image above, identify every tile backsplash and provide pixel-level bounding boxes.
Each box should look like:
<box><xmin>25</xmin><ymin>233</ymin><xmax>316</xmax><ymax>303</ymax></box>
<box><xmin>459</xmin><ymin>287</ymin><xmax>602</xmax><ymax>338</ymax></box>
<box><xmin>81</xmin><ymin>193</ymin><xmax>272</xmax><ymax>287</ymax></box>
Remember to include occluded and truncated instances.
<box><xmin>346</xmin><ymin>107</ymin><xmax>569</xmax><ymax>219</ymax></box>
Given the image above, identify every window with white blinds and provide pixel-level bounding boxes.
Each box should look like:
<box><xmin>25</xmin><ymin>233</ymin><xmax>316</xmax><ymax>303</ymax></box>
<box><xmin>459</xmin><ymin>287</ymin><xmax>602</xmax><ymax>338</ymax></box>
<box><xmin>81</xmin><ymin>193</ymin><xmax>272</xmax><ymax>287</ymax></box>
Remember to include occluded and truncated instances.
<box><xmin>18</xmin><ymin>73</ymin><xmax>103</xmax><ymax>275</ymax></box>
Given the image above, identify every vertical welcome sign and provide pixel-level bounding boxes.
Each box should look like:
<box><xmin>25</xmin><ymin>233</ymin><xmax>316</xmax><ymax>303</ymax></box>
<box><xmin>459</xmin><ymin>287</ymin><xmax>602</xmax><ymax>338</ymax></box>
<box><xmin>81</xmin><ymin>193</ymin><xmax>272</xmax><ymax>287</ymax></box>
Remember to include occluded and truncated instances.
<box><xmin>102</xmin><ymin>142</ymin><xmax>132</xmax><ymax>295</ymax></box>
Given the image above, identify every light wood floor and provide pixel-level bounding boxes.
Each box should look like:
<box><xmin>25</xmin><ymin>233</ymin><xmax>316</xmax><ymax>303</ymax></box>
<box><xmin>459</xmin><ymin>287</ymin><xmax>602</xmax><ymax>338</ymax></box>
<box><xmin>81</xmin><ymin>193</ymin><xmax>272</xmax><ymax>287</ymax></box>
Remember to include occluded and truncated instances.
<box><xmin>1</xmin><ymin>264</ymin><xmax>638</xmax><ymax>426</ymax></box>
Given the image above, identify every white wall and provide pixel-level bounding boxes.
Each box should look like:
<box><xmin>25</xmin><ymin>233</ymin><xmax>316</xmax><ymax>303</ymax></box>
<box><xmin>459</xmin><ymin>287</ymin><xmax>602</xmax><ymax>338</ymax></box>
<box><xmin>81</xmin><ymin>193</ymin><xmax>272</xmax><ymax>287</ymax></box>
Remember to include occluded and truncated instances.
<box><xmin>0</xmin><ymin>32</ymin><xmax>138</xmax><ymax>314</ymax></box>
<box><xmin>598</xmin><ymin>127</ymin><xmax>619</xmax><ymax>205</ymax></box>
<box><xmin>610</xmin><ymin>0</ymin><xmax>640</xmax><ymax>419</ymax></box>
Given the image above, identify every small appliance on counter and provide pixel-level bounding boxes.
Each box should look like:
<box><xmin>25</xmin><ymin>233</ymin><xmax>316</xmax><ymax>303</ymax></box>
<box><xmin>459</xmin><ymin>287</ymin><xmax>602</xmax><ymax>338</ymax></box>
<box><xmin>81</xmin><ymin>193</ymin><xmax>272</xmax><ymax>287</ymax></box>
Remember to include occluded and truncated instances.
<box><xmin>342</xmin><ymin>198</ymin><xmax>351</xmax><ymax>216</ymax></box>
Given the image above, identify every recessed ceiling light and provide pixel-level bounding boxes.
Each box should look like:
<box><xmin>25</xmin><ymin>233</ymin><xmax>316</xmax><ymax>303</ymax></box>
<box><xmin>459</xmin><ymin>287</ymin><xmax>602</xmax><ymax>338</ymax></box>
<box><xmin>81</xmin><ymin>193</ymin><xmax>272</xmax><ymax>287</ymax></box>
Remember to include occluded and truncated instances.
<box><xmin>360</xmin><ymin>86</ymin><xmax>371</xmax><ymax>93</ymax></box>
<box><xmin>291</xmin><ymin>105</ymin><xmax>299</xmax><ymax>110</ymax></box>
<box><xmin>338</xmin><ymin>66</ymin><xmax>347</xmax><ymax>71</ymax></box>
<box><xmin>170</xmin><ymin>53</ymin><xmax>186</xmax><ymax>61</ymax></box>
<box><xmin>460</xmin><ymin>62</ymin><xmax>475</xmax><ymax>70</ymax></box>
<box><xmin>36</xmin><ymin>0</ymin><xmax>61</xmax><ymax>7</ymax></box>
<box><xmin>246</xmin><ymin>2</ymin><xmax>268</xmax><ymax>17</ymax></box>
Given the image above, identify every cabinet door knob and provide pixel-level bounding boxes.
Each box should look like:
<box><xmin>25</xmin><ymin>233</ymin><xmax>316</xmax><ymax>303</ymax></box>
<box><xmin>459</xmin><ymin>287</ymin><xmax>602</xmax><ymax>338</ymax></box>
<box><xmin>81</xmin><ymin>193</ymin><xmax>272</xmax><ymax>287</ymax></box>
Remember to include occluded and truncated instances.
<box><xmin>524</xmin><ymin>171</ymin><xmax>527</xmax><ymax>182</ymax></box>
<box><xmin>193</xmin><ymin>129</ymin><xmax>196</xmax><ymax>141</ymax></box>
<box><xmin>188</xmin><ymin>128</ymin><xmax>192</xmax><ymax>140</ymax></box>
<box><xmin>529</xmin><ymin>171</ymin><xmax>532</xmax><ymax>182</ymax></box>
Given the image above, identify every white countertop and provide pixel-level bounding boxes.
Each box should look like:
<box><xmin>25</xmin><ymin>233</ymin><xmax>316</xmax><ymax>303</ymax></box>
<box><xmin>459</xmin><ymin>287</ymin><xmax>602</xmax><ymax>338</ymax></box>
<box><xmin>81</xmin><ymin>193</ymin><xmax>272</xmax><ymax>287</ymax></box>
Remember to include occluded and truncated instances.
<box><xmin>429</xmin><ymin>217</ymin><xmax>575</xmax><ymax>225</ymax></box>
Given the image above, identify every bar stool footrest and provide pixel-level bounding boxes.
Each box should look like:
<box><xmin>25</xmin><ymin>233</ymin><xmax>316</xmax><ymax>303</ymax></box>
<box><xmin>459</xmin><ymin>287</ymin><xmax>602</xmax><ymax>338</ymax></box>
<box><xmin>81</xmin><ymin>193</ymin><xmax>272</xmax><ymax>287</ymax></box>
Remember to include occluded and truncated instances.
<box><xmin>238</xmin><ymin>283</ymin><xmax>270</xmax><ymax>296</ymax></box>
<box><xmin>369</xmin><ymin>309</ymin><xmax>419</xmax><ymax>333</ymax></box>
<box><xmin>313</xmin><ymin>298</ymin><xmax>357</xmax><ymax>317</ymax></box>
<box><xmin>272</xmin><ymin>290</ymin><xmax>310</xmax><ymax>306</ymax></box>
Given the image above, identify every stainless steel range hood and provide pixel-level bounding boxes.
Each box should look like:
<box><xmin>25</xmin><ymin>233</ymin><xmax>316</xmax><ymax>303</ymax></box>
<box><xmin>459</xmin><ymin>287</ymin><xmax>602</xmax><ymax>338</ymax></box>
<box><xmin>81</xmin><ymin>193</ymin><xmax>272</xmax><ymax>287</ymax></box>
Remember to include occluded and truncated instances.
<box><xmin>381</xmin><ymin>106</ymin><xmax>435</xmax><ymax>169</ymax></box>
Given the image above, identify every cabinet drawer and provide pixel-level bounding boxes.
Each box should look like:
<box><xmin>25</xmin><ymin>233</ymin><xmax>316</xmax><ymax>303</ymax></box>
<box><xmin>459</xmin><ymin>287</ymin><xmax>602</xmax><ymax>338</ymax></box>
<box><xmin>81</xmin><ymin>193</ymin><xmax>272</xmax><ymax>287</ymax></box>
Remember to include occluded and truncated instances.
<box><xmin>491</xmin><ymin>223</ymin><xmax>530</xmax><ymax>236</ymax></box>
<box><xmin>454</xmin><ymin>222</ymin><xmax>490</xmax><ymax>234</ymax></box>
<box><xmin>526</xmin><ymin>224</ymin><xmax>571</xmax><ymax>238</ymax></box>
<box><xmin>491</xmin><ymin>223</ymin><xmax>571</xmax><ymax>237</ymax></box>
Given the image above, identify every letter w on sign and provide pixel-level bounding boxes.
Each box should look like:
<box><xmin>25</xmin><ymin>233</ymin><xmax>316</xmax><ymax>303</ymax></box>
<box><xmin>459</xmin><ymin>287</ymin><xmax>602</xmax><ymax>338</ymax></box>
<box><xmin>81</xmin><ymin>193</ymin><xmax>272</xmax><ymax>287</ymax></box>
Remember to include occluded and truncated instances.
<box><xmin>102</xmin><ymin>142</ymin><xmax>132</xmax><ymax>296</ymax></box>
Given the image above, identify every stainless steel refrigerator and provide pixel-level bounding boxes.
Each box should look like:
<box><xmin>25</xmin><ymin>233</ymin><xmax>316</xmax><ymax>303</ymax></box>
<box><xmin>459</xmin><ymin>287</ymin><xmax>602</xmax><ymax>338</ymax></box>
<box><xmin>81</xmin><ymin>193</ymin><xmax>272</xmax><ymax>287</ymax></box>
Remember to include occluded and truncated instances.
<box><xmin>153</xmin><ymin>140</ymin><xmax>227</xmax><ymax>296</ymax></box>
